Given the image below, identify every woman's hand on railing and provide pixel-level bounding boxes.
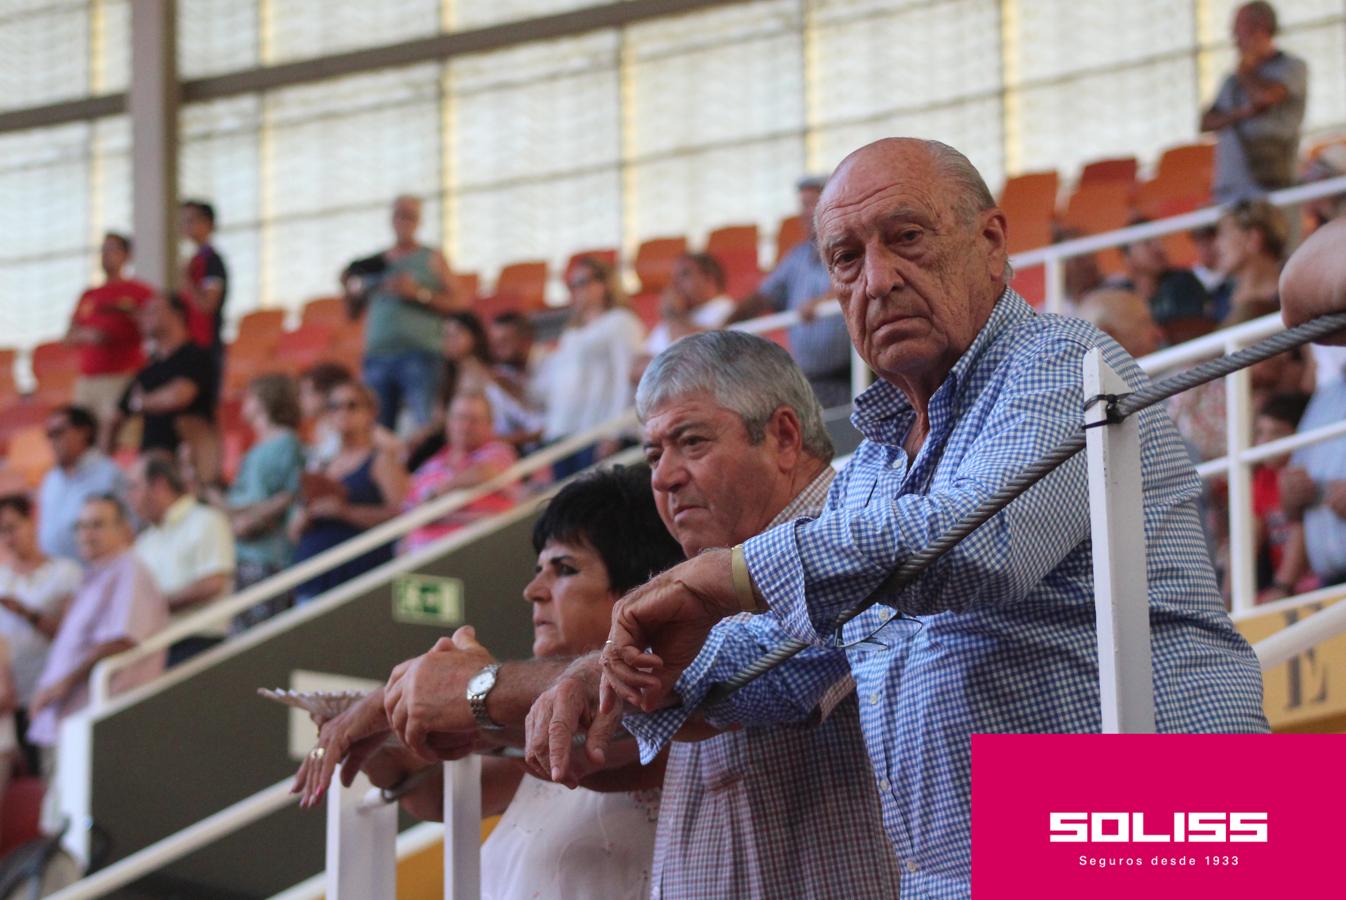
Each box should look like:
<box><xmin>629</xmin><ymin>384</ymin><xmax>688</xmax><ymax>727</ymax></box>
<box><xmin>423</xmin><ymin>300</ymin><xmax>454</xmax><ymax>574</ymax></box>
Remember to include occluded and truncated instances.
<box><xmin>293</xmin><ymin>687</ymin><xmax>392</xmax><ymax>808</ymax></box>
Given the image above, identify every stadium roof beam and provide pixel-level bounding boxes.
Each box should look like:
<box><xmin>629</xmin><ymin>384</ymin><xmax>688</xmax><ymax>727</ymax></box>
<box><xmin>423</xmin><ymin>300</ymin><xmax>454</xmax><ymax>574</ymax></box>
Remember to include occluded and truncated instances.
<box><xmin>0</xmin><ymin>0</ymin><xmax>743</xmax><ymax>135</ymax></box>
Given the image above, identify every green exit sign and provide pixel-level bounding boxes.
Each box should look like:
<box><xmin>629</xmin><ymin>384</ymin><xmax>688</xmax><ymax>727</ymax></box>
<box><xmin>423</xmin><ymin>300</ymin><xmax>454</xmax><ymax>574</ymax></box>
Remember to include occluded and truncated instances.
<box><xmin>392</xmin><ymin>574</ymin><xmax>465</xmax><ymax>626</ymax></box>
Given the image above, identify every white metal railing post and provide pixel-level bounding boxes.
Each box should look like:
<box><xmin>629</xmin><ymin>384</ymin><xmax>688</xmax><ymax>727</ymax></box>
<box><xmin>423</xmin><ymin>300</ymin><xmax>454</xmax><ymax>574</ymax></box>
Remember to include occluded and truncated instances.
<box><xmin>1082</xmin><ymin>349</ymin><xmax>1157</xmax><ymax>733</ymax></box>
<box><xmin>1224</xmin><ymin>336</ymin><xmax>1257</xmax><ymax>613</ymax></box>
<box><xmin>1043</xmin><ymin>254</ymin><xmax>1065</xmax><ymax>315</ymax></box>
<box><xmin>443</xmin><ymin>756</ymin><xmax>482</xmax><ymax>900</ymax></box>
<box><xmin>326</xmin><ymin>772</ymin><xmax>397</xmax><ymax>900</ymax></box>
<box><xmin>55</xmin><ymin>710</ymin><xmax>95</xmax><ymax>870</ymax></box>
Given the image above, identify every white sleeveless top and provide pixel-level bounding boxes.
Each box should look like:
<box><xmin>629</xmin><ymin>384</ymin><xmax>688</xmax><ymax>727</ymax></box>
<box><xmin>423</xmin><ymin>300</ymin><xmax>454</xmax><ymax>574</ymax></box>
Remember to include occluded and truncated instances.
<box><xmin>482</xmin><ymin>775</ymin><xmax>660</xmax><ymax>899</ymax></box>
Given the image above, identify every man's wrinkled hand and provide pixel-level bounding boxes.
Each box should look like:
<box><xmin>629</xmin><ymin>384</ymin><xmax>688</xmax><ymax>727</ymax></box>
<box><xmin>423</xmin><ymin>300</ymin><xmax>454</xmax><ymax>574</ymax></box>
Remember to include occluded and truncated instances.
<box><xmin>523</xmin><ymin>653</ymin><xmax>622</xmax><ymax>788</ymax></box>
<box><xmin>600</xmin><ymin>549</ymin><xmax>738</xmax><ymax>715</ymax></box>
<box><xmin>384</xmin><ymin>626</ymin><xmax>496</xmax><ymax>759</ymax></box>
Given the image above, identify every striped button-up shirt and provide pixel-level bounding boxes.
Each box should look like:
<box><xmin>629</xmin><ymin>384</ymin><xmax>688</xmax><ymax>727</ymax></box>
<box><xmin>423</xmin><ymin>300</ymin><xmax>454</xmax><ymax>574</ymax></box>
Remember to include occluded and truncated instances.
<box><xmin>647</xmin><ymin>468</ymin><xmax>902</xmax><ymax>899</ymax></box>
<box><xmin>630</xmin><ymin>290</ymin><xmax>1268</xmax><ymax>899</ymax></box>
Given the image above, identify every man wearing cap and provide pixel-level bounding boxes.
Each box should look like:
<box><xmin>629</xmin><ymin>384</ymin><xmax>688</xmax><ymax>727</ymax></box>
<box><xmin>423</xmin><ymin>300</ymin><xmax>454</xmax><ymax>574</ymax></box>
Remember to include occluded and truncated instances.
<box><xmin>731</xmin><ymin>175</ymin><xmax>854</xmax><ymax>409</ymax></box>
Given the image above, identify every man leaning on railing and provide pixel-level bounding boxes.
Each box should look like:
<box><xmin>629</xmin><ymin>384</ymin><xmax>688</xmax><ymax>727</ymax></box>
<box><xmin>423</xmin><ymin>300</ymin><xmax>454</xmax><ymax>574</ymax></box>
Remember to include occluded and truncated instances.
<box><xmin>586</xmin><ymin>138</ymin><xmax>1270</xmax><ymax>900</ymax></box>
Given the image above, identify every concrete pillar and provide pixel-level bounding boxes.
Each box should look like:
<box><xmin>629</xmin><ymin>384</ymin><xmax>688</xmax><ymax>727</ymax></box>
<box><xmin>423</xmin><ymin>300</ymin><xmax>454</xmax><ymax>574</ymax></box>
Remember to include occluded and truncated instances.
<box><xmin>128</xmin><ymin>0</ymin><xmax>179</xmax><ymax>291</ymax></box>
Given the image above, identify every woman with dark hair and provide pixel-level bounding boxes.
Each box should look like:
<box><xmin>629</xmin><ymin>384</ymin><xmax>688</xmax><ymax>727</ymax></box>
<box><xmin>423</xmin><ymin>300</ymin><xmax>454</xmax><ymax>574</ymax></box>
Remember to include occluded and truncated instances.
<box><xmin>406</xmin><ymin>312</ymin><xmax>542</xmax><ymax>471</ymax></box>
<box><xmin>214</xmin><ymin>375</ymin><xmax>307</xmax><ymax>623</ymax></box>
<box><xmin>540</xmin><ymin>257</ymin><xmax>645</xmax><ymax>477</ymax></box>
<box><xmin>290</xmin><ymin>382</ymin><xmax>407</xmax><ymax>604</ymax></box>
<box><xmin>297</xmin><ymin>465</ymin><xmax>681</xmax><ymax>899</ymax></box>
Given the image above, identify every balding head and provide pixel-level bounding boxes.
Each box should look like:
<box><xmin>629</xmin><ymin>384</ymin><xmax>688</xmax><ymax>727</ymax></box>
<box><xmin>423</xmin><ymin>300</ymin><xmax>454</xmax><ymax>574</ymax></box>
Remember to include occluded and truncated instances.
<box><xmin>1078</xmin><ymin>288</ymin><xmax>1164</xmax><ymax>359</ymax></box>
<box><xmin>814</xmin><ymin>138</ymin><xmax>1010</xmax><ymax>410</ymax></box>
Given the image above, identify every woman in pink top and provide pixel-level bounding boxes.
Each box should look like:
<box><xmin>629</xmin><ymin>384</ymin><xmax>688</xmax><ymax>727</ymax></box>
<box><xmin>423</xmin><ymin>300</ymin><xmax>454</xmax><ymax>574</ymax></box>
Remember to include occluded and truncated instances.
<box><xmin>404</xmin><ymin>391</ymin><xmax>519</xmax><ymax>552</ymax></box>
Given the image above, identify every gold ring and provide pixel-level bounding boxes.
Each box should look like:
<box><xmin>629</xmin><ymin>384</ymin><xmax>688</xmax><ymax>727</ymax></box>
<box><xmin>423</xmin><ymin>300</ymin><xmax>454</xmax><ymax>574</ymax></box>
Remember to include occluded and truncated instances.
<box><xmin>309</xmin><ymin>746</ymin><xmax>326</xmax><ymax>760</ymax></box>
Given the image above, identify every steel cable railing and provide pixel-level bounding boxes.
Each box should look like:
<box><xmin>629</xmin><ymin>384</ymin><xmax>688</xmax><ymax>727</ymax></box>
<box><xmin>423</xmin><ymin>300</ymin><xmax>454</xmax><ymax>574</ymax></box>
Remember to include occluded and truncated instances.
<box><xmin>702</xmin><ymin>311</ymin><xmax>1346</xmax><ymax>705</ymax></box>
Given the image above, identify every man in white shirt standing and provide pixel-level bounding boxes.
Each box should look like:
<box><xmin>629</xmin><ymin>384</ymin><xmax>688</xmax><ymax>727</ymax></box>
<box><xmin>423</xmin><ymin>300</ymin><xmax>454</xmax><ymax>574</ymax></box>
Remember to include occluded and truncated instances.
<box><xmin>127</xmin><ymin>451</ymin><xmax>235</xmax><ymax>664</ymax></box>
<box><xmin>644</xmin><ymin>253</ymin><xmax>736</xmax><ymax>357</ymax></box>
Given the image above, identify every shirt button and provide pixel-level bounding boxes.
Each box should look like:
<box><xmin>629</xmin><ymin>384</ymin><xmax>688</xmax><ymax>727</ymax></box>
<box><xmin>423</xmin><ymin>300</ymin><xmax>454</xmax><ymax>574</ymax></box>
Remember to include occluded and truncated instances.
<box><xmin>880</xmin><ymin>608</ymin><xmax>893</xmax><ymax>621</ymax></box>
<box><xmin>906</xmin><ymin>860</ymin><xmax>919</xmax><ymax>873</ymax></box>
<box><xmin>869</xmin><ymin>693</ymin><xmax>880</xmax><ymax>705</ymax></box>
<box><xmin>878</xmin><ymin>779</ymin><xmax>890</xmax><ymax>792</ymax></box>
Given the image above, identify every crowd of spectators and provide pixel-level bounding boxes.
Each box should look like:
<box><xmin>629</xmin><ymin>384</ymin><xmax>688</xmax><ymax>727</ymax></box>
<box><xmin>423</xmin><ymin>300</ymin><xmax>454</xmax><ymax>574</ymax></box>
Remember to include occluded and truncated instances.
<box><xmin>0</xmin><ymin>0</ymin><xmax>1344</xmax><ymax>878</ymax></box>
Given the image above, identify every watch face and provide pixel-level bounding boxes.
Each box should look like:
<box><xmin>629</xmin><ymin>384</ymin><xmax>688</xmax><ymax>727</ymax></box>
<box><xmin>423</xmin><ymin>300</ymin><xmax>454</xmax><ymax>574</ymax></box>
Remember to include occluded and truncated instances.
<box><xmin>467</xmin><ymin>670</ymin><xmax>494</xmax><ymax>696</ymax></box>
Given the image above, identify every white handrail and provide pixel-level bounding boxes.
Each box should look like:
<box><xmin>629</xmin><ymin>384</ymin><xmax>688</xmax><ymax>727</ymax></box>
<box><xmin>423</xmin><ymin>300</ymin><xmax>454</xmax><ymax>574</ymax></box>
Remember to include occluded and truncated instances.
<box><xmin>1195</xmin><ymin>417</ymin><xmax>1346</xmax><ymax>479</ymax></box>
<box><xmin>1253</xmin><ymin>585</ymin><xmax>1346</xmax><ymax>670</ymax></box>
<box><xmin>90</xmin><ymin>307</ymin><xmax>833</xmax><ymax>705</ymax></box>
<box><xmin>1135</xmin><ymin>313</ymin><xmax>1282</xmax><ymax>375</ymax></box>
<box><xmin>47</xmin><ymin>778</ymin><xmax>295</xmax><ymax>900</ymax></box>
<box><xmin>1019</xmin><ymin>174</ymin><xmax>1346</xmax><ymax>315</ymax></box>
<box><xmin>1013</xmin><ymin>173</ymin><xmax>1346</xmax><ymax>269</ymax></box>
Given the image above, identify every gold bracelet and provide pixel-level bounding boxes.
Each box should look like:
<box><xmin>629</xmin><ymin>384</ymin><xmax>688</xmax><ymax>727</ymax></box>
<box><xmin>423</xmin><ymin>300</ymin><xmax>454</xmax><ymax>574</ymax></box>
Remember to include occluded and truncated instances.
<box><xmin>730</xmin><ymin>544</ymin><xmax>762</xmax><ymax>614</ymax></box>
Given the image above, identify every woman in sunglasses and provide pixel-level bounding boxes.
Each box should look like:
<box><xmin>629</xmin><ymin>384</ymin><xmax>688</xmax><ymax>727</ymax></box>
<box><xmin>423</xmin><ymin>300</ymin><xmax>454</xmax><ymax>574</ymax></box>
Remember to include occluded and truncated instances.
<box><xmin>290</xmin><ymin>382</ymin><xmax>407</xmax><ymax>604</ymax></box>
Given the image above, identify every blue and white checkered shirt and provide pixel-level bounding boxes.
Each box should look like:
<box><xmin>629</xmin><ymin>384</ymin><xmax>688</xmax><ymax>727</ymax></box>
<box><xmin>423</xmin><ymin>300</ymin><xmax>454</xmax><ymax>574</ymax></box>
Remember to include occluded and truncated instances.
<box><xmin>628</xmin><ymin>289</ymin><xmax>1268</xmax><ymax>899</ymax></box>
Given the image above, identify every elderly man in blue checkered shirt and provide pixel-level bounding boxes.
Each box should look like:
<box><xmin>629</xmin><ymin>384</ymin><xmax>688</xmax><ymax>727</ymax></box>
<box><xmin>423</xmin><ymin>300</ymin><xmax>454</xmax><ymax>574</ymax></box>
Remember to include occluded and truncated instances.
<box><xmin>590</xmin><ymin>138</ymin><xmax>1270</xmax><ymax>899</ymax></box>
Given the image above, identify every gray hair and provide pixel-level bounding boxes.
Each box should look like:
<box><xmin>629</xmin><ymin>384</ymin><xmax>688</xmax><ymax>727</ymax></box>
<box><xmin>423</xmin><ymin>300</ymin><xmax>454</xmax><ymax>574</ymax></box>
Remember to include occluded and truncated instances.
<box><xmin>924</xmin><ymin>140</ymin><xmax>997</xmax><ymax>225</ymax></box>
<box><xmin>636</xmin><ymin>331</ymin><xmax>834</xmax><ymax>461</ymax></box>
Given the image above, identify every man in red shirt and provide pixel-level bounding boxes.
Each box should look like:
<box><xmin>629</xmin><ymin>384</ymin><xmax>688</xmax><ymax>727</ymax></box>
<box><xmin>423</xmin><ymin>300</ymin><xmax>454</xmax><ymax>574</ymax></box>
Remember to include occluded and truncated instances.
<box><xmin>66</xmin><ymin>232</ymin><xmax>155</xmax><ymax>448</ymax></box>
<box><xmin>177</xmin><ymin>199</ymin><xmax>228</xmax><ymax>390</ymax></box>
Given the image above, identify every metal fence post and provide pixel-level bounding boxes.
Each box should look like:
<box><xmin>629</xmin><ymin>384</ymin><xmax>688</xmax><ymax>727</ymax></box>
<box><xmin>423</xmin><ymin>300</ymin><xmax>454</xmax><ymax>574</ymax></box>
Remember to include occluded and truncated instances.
<box><xmin>326</xmin><ymin>771</ymin><xmax>397</xmax><ymax>900</ymax></box>
<box><xmin>443</xmin><ymin>756</ymin><xmax>482</xmax><ymax>900</ymax></box>
<box><xmin>1083</xmin><ymin>349</ymin><xmax>1157</xmax><ymax>733</ymax></box>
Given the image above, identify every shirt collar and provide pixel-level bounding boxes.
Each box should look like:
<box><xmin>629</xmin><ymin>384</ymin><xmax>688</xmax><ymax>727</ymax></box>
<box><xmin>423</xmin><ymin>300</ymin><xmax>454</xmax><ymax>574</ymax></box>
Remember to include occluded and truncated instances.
<box><xmin>767</xmin><ymin>466</ymin><xmax>836</xmax><ymax>528</ymax></box>
<box><xmin>160</xmin><ymin>494</ymin><xmax>197</xmax><ymax>528</ymax></box>
<box><xmin>66</xmin><ymin>448</ymin><xmax>101</xmax><ymax>476</ymax></box>
<box><xmin>850</xmin><ymin>287</ymin><xmax>1032</xmax><ymax>445</ymax></box>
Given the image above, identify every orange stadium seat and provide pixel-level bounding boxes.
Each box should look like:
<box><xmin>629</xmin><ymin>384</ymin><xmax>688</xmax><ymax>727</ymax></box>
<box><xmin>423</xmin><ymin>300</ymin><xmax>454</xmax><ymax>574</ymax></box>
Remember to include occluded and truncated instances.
<box><xmin>1061</xmin><ymin>182</ymin><xmax>1133</xmax><ymax>275</ymax></box>
<box><xmin>300</xmin><ymin>297</ymin><xmax>349</xmax><ymax>330</ymax></box>
<box><xmin>0</xmin><ymin>348</ymin><xmax>18</xmax><ymax>400</ymax></box>
<box><xmin>1145</xmin><ymin>142</ymin><xmax>1215</xmax><ymax>209</ymax></box>
<box><xmin>6</xmin><ymin>425</ymin><xmax>54</xmax><ymax>487</ymax></box>
<box><xmin>635</xmin><ymin>237</ymin><xmax>688</xmax><ymax>295</ymax></box>
<box><xmin>706</xmin><ymin>224</ymin><xmax>762</xmax><ymax>299</ymax></box>
<box><xmin>234</xmin><ymin>309</ymin><xmax>286</xmax><ymax>357</ymax></box>
<box><xmin>631</xmin><ymin>292</ymin><xmax>662</xmax><ymax>330</ymax></box>
<box><xmin>775</xmin><ymin>214</ymin><xmax>805</xmax><ymax>265</ymax></box>
<box><xmin>1011</xmin><ymin>265</ymin><xmax>1046</xmax><ymax>308</ymax></box>
<box><xmin>1078</xmin><ymin>156</ymin><xmax>1138</xmax><ymax>190</ymax></box>
<box><xmin>274</xmin><ymin>324</ymin><xmax>337</xmax><ymax>375</ymax></box>
<box><xmin>999</xmin><ymin>171</ymin><xmax>1058</xmax><ymax>254</ymax></box>
<box><xmin>30</xmin><ymin>341</ymin><xmax>79</xmax><ymax>403</ymax></box>
<box><xmin>493</xmin><ymin>261</ymin><xmax>548</xmax><ymax>312</ymax></box>
<box><xmin>0</xmin><ymin>400</ymin><xmax>51</xmax><ymax>454</ymax></box>
<box><xmin>451</xmin><ymin>272</ymin><xmax>481</xmax><ymax>307</ymax></box>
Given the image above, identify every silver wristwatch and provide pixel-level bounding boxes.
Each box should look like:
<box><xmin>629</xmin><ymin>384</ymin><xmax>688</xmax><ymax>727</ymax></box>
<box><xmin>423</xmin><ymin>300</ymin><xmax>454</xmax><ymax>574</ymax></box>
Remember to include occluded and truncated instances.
<box><xmin>466</xmin><ymin>663</ymin><xmax>504</xmax><ymax>730</ymax></box>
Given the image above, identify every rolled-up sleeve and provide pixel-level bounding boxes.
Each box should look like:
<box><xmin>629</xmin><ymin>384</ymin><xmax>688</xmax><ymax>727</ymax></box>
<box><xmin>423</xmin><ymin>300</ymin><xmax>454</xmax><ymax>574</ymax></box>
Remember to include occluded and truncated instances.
<box><xmin>624</xmin><ymin>613</ymin><xmax>853</xmax><ymax>764</ymax></box>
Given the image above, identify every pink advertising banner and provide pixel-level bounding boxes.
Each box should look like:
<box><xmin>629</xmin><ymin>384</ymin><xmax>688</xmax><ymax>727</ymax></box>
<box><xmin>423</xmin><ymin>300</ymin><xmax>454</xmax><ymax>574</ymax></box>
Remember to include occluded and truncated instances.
<box><xmin>972</xmin><ymin>734</ymin><xmax>1345</xmax><ymax>897</ymax></box>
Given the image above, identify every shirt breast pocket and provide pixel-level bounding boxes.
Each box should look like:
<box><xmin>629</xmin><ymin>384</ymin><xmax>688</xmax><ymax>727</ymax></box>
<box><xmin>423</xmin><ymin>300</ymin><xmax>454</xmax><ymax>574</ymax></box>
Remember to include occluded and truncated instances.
<box><xmin>844</xmin><ymin>472</ymin><xmax>879</xmax><ymax>512</ymax></box>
